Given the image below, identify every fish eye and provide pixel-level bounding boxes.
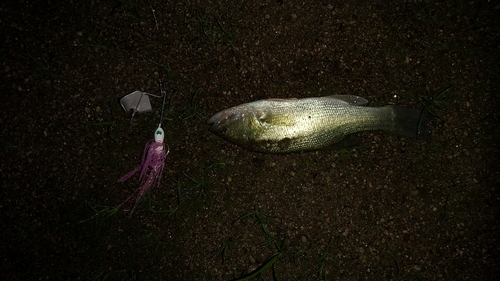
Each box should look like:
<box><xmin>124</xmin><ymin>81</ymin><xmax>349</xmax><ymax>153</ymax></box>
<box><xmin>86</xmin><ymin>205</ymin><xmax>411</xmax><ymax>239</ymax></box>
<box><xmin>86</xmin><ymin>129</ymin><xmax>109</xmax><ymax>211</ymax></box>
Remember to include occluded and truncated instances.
<box><xmin>219</xmin><ymin>127</ymin><xmax>227</xmax><ymax>135</ymax></box>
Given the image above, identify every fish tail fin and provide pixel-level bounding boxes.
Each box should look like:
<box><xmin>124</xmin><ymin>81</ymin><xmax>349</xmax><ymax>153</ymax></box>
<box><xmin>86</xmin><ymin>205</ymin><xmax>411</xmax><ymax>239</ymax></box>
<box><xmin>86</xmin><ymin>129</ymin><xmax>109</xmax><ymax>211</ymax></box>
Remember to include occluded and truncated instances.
<box><xmin>385</xmin><ymin>105</ymin><xmax>433</xmax><ymax>140</ymax></box>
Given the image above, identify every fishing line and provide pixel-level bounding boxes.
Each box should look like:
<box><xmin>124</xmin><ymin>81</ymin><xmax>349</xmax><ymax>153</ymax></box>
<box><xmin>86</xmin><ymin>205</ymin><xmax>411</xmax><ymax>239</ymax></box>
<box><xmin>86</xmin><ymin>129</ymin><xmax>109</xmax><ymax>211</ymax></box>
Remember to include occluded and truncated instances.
<box><xmin>148</xmin><ymin>0</ymin><xmax>168</xmax><ymax>128</ymax></box>
<box><xmin>158</xmin><ymin>78</ymin><xmax>167</xmax><ymax>127</ymax></box>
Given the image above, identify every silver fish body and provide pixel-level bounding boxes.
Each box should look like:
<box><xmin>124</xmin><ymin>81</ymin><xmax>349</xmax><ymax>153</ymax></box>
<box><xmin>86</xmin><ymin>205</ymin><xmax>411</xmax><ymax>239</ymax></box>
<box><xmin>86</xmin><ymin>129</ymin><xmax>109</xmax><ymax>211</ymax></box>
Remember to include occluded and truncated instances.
<box><xmin>207</xmin><ymin>95</ymin><xmax>431</xmax><ymax>153</ymax></box>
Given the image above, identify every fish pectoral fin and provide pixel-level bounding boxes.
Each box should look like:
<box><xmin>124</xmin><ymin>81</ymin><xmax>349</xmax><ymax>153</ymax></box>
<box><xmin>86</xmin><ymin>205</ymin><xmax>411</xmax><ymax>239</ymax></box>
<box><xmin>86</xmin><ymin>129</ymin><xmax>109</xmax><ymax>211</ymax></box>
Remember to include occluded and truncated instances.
<box><xmin>326</xmin><ymin>95</ymin><xmax>368</xmax><ymax>106</ymax></box>
<box><xmin>259</xmin><ymin>112</ymin><xmax>295</xmax><ymax>126</ymax></box>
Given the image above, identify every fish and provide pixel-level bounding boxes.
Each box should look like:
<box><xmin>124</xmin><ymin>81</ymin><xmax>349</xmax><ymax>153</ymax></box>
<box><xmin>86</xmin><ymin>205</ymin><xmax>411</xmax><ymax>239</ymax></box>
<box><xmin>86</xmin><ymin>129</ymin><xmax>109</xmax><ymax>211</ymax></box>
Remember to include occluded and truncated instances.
<box><xmin>207</xmin><ymin>95</ymin><xmax>432</xmax><ymax>153</ymax></box>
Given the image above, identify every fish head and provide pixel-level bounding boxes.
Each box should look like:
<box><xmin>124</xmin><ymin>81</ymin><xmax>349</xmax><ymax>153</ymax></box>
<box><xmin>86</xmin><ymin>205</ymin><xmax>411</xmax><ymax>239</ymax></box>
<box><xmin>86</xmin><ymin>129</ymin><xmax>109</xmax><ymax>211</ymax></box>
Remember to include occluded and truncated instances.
<box><xmin>207</xmin><ymin>103</ymin><xmax>264</xmax><ymax>145</ymax></box>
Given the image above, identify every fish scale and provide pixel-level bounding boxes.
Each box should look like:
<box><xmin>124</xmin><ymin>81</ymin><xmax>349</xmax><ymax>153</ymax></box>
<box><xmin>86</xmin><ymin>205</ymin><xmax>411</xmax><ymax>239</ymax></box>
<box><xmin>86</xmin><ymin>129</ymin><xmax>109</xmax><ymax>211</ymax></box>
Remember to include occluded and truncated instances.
<box><xmin>207</xmin><ymin>95</ymin><xmax>431</xmax><ymax>153</ymax></box>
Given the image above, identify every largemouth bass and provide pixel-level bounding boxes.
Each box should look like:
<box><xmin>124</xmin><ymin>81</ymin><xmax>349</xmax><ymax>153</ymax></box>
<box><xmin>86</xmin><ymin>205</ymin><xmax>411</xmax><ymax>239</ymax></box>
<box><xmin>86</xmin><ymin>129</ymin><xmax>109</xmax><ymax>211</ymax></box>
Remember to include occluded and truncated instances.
<box><xmin>207</xmin><ymin>95</ymin><xmax>431</xmax><ymax>153</ymax></box>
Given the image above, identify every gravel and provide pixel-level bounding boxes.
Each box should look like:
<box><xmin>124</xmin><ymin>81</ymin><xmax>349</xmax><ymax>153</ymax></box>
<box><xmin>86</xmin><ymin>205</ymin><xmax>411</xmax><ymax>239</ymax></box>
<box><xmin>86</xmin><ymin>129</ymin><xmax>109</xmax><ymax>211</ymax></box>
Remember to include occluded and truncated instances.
<box><xmin>1</xmin><ymin>1</ymin><xmax>499</xmax><ymax>280</ymax></box>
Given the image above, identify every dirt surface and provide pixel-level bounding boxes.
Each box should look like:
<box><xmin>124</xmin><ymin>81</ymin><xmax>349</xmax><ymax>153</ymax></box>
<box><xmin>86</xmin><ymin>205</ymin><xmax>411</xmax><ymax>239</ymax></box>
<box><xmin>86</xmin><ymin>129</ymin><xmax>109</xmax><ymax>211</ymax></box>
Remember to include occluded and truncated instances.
<box><xmin>1</xmin><ymin>1</ymin><xmax>499</xmax><ymax>280</ymax></box>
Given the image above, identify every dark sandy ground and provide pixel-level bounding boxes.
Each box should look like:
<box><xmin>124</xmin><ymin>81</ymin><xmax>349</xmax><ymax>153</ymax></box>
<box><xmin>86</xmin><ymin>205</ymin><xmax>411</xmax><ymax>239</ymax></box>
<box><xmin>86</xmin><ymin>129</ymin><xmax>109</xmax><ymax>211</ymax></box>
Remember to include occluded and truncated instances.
<box><xmin>1</xmin><ymin>1</ymin><xmax>499</xmax><ymax>280</ymax></box>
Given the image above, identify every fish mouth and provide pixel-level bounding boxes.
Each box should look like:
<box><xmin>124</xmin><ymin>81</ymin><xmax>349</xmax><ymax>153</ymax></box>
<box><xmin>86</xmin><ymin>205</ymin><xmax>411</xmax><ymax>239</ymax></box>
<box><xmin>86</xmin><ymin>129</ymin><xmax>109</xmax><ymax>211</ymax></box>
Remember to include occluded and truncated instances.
<box><xmin>206</xmin><ymin>111</ymin><xmax>221</xmax><ymax>125</ymax></box>
<box><xmin>207</xmin><ymin>108</ymin><xmax>237</xmax><ymax>125</ymax></box>
<box><xmin>207</xmin><ymin>110</ymin><xmax>231</xmax><ymax>137</ymax></box>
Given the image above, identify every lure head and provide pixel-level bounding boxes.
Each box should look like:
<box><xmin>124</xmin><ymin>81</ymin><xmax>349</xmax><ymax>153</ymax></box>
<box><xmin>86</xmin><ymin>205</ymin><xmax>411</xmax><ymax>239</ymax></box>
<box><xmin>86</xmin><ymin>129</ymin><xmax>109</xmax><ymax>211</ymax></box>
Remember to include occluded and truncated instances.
<box><xmin>154</xmin><ymin>125</ymin><xmax>164</xmax><ymax>143</ymax></box>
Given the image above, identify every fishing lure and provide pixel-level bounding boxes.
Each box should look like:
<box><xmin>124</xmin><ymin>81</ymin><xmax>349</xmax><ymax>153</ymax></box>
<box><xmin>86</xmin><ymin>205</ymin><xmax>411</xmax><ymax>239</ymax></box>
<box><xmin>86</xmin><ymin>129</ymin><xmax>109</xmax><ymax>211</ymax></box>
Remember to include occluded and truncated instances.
<box><xmin>117</xmin><ymin>125</ymin><xmax>169</xmax><ymax>215</ymax></box>
<box><xmin>117</xmin><ymin>79</ymin><xmax>169</xmax><ymax>215</ymax></box>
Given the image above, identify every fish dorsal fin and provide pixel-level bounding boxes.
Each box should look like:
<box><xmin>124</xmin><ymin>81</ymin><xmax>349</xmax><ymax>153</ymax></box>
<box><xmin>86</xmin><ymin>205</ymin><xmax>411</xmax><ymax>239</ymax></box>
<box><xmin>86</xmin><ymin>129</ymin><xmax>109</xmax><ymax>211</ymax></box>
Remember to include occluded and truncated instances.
<box><xmin>326</xmin><ymin>95</ymin><xmax>368</xmax><ymax>106</ymax></box>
